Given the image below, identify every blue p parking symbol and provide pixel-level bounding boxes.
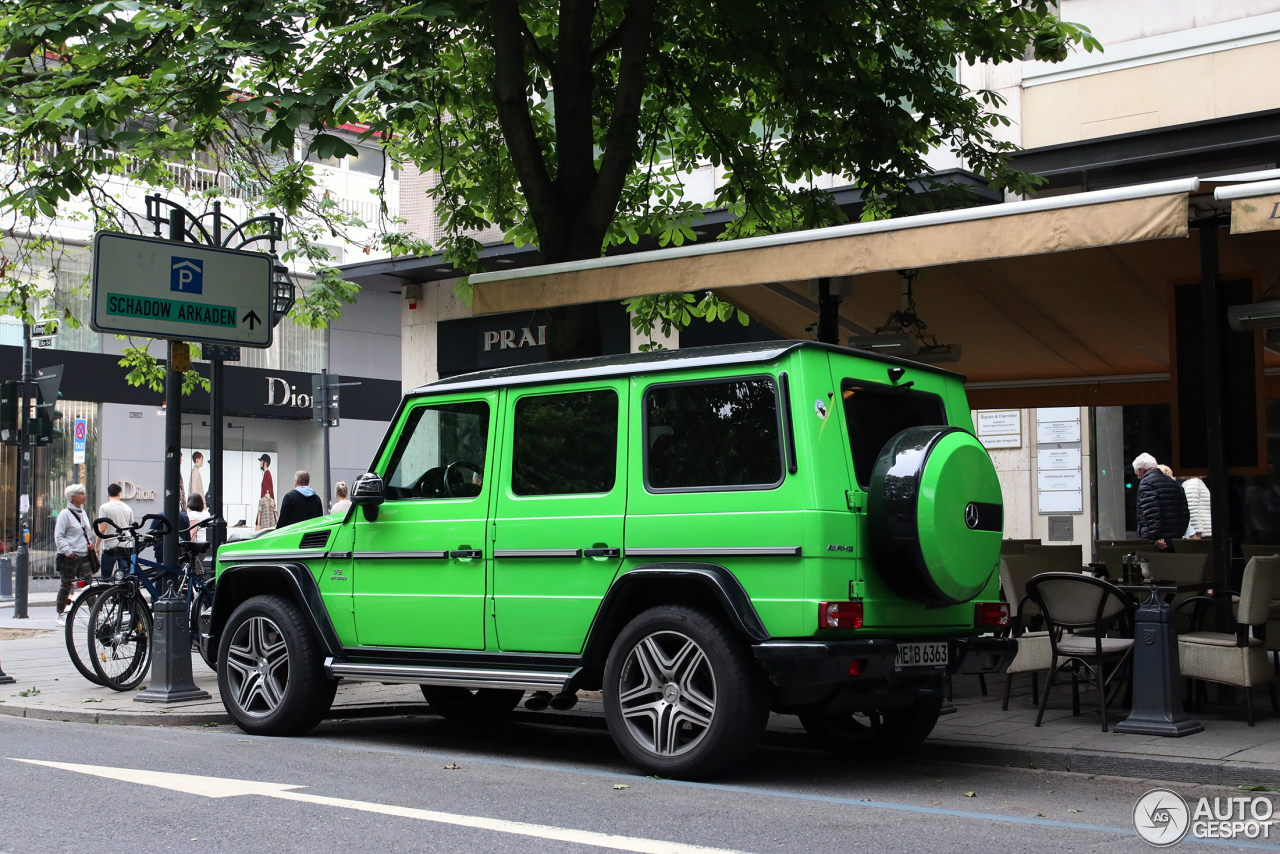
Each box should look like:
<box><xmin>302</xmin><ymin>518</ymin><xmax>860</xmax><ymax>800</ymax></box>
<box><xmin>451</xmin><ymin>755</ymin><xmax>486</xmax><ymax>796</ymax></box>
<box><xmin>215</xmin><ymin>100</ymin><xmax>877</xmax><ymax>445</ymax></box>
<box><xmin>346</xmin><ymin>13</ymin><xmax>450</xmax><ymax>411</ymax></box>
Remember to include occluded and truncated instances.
<box><xmin>171</xmin><ymin>257</ymin><xmax>203</xmax><ymax>294</ymax></box>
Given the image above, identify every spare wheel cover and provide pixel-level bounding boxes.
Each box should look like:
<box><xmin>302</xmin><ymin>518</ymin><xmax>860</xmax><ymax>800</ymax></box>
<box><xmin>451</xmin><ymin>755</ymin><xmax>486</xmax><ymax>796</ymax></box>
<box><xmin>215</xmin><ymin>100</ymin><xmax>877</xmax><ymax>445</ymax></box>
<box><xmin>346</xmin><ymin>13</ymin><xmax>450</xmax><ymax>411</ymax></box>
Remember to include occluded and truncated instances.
<box><xmin>868</xmin><ymin>425</ymin><xmax>1003</xmax><ymax>606</ymax></box>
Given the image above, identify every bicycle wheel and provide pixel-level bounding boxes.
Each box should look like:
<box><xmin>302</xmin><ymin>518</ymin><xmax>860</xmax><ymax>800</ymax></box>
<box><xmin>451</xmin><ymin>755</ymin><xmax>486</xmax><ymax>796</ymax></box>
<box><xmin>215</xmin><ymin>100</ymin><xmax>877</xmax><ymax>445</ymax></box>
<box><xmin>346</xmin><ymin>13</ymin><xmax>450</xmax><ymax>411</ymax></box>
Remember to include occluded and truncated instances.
<box><xmin>64</xmin><ymin>586</ymin><xmax>106</xmax><ymax>687</ymax></box>
<box><xmin>88</xmin><ymin>586</ymin><xmax>153</xmax><ymax>691</ymax></box>
<box><xmin>192</xmin><ymin>582</ymin><xmax>217</xmax><ymax>670</ymax></box>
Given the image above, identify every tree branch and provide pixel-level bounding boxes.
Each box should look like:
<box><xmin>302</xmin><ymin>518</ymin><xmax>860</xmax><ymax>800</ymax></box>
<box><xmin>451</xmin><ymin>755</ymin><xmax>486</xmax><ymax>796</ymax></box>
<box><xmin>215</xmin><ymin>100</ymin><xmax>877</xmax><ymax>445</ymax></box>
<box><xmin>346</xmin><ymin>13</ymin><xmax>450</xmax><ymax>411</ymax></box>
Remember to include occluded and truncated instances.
<box><xmin>582</xmin><ymin>0</ymin><xmax>656</xmax><ymax>240</ymax></box>
<box><xmin>487</xmin><ymin>0</ymin><xmax>557</xmax><ymax>240</ymax></box>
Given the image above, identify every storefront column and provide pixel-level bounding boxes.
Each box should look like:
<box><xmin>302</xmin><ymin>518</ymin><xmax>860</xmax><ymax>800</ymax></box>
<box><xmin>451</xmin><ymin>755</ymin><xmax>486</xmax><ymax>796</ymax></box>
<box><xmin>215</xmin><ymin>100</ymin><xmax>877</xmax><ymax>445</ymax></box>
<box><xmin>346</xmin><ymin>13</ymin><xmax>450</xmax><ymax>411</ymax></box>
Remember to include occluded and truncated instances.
<box><xmin>1197</xmin><ymin>217</ymin><xmax>1231</xmax><ymax>592</ymax></box>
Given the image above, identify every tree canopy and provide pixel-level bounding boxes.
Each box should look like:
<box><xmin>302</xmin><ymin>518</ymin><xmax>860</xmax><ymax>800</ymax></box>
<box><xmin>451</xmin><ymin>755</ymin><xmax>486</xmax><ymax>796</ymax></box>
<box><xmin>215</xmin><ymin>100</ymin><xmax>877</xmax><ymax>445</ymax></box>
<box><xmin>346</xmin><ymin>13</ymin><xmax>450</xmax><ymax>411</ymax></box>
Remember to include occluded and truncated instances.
<box><xmin>0</xmin><ymin>0</ymin><xmax>1098</xmax><ymax>356</ymax></box>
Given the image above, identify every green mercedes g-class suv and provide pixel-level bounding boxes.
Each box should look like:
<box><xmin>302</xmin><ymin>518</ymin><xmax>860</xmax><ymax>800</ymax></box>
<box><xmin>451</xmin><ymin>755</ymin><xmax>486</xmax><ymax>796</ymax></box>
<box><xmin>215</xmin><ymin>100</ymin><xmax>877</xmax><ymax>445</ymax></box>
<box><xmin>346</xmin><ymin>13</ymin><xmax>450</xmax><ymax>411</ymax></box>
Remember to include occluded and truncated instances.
<box><xmin>211</xmin><ymin>341</ymin><xmax>1013</xmax><ymax>778</ymax></box>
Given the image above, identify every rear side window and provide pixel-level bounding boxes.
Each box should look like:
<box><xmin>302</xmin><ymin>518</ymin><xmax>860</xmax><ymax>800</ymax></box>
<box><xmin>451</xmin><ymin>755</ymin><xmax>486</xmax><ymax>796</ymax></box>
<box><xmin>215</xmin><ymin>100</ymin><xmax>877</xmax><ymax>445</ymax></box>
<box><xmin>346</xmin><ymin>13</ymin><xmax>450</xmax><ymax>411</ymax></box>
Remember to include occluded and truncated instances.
<box><xmin>645</xmin><ymin>377</ymin><xmax>783</xmax><ymax>491</ymax></box>
<box><xmin>512</xmin><ymin>390</ymin><xmax>619</xmax><ymax>496</ymax></box>
<box><xmin>841</xmin><ymin>379</ymin><xmax>947</xmax><ymax>488</ymax></box>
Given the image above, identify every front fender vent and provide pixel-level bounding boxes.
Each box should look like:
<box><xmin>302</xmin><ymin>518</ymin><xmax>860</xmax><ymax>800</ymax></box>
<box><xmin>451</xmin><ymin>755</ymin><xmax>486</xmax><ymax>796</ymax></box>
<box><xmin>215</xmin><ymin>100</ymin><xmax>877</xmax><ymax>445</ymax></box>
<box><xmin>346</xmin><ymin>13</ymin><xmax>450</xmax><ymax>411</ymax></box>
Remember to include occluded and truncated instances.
<box><xmin>299</xmin><ymin>529</ymin><xmax>332</xmax><ymax>550</ymax></box>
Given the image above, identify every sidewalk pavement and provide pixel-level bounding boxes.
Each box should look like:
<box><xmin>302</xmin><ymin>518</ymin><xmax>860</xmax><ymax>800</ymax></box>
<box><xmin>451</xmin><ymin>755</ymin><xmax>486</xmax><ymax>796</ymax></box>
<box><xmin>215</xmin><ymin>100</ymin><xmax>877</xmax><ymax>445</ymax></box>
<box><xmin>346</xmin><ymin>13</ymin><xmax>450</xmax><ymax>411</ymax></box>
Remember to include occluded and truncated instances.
<box><xmin>6</xmin><ymin>606</ymin><xmax>1280</xmax><ymax>787</ymax></box>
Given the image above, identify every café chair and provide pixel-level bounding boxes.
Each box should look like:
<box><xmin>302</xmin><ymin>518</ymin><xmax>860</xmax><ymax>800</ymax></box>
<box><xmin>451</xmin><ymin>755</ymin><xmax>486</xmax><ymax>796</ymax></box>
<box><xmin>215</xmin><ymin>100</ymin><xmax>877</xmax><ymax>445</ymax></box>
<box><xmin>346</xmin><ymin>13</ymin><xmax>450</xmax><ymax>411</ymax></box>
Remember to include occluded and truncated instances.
<box><xmin>1171</xmin><ymin>538</ymin><xmax>1213</xmax><ymax>555</ymax></box>
<box><xmin>1176</xmin><ymin>556</ymin><xmax>1280</xmax><ymax>726</ymax></box>
<box><xmin>1026</xmin><ymin>573</ymin><xmax>1137</xmax><ymax>732</ymax></box>
<box><xmin>1143</xmin><ymin>552</ymin><xmax>1211</xmax><ymax>629</ymax></box>
<box><xmin>1000</xmin><ymin>563</ymin><xmax>1051</xmax><ymax>711</ymax></box>
<box><xmin>1001</xmin><ymin>538</ymin><xmax>1041</xmax><ymax>556</ymax></box>
<box><xmin>1024</xmin><ymin>544</ymin><xmax>1085</xmax><ymax>575</ymax></box>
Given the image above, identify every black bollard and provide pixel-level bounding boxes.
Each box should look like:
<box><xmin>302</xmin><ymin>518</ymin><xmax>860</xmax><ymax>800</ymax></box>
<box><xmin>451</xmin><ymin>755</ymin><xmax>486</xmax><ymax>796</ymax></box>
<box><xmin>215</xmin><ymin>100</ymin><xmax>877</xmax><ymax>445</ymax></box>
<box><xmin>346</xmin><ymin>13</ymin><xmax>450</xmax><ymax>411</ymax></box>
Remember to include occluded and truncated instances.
<box><xmin>1115</xmin><ymin>585</ymin><xmax>1203</xmax><ymax>737</ymax></box>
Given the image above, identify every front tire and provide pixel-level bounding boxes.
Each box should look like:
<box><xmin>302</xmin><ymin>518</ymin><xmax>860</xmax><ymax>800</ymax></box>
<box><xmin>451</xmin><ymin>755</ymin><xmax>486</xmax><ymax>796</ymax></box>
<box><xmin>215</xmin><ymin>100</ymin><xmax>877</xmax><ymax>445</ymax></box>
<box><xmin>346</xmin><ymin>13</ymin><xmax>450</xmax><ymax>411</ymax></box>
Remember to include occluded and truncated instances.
<box><xmin>798</xmin><ymin>695</ymin><xmax>943</xmax><ymax>759</ymax></box>
<box><xmin>65</xmin><ymin>587</ymin><xmax>106</xmax><ymax>687</ymax></box>
<box><xmin>420</xmin><ymin>686</ymin><xmax>524</xmax><ymax>722</ymax></box>
<box><xmin>218</xmin><ymin>594</ymin><xmax>336</xmax><ymax>736</ymax></box>
<box><xmin>603</xmin><ymin>605</ymin><xmax>767</xmax><ymax>780</ymax></box>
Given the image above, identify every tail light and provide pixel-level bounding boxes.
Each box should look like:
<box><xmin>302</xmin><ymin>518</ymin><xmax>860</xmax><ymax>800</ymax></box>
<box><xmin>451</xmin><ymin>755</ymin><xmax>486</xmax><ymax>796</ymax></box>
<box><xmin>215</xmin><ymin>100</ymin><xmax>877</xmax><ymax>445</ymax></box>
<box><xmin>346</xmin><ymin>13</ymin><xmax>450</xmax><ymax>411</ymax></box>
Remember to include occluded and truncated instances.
<box><xmin>847</xmin><ymin>659</ymin><xmax>865</xmax><ymax>676</ymax></box>
<box><xmin>974</xmin><ymin>601</ymin><xmax>1009</xmax><ymax>628</ymax></box>
<box><xmin>819</xmin><ymin>600</ymin><xmax>863</xmax><ymax>629</ymax></box>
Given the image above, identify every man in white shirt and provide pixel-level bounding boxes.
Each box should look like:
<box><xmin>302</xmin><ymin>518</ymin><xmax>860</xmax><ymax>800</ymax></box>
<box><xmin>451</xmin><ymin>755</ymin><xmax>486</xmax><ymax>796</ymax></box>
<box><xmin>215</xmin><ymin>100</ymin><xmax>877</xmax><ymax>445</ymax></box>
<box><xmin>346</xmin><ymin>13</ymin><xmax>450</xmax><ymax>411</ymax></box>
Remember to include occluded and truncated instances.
<box><xmin>55</xmin><ymin>484</ymin><xmax>96</xmax><ymax>625</ymax></box>
<box><xmin>96</xmin><ymin>482</ymin><xmax>135</xmax><ymax>579</ymax></box>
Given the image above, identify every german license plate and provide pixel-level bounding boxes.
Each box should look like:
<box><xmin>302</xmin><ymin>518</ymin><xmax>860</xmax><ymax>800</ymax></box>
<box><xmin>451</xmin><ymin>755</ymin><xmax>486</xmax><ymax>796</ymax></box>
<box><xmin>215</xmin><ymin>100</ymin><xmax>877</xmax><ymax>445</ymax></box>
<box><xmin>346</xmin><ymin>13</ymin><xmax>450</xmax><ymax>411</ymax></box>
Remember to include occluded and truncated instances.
<box><xmin>895</xmin><ymin>642</ymin><xmax>948</xmax><ymax>668</ymax></box>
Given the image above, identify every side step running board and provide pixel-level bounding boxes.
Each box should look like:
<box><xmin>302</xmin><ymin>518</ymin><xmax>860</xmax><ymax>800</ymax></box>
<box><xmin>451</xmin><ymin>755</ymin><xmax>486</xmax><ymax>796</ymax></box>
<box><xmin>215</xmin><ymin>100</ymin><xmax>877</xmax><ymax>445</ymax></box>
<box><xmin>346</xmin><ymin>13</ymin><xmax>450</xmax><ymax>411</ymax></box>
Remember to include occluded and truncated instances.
<box><xmin>325</xmin><ymin>658</ymin><xmax>578</xmax><ymax>692</ymax></box>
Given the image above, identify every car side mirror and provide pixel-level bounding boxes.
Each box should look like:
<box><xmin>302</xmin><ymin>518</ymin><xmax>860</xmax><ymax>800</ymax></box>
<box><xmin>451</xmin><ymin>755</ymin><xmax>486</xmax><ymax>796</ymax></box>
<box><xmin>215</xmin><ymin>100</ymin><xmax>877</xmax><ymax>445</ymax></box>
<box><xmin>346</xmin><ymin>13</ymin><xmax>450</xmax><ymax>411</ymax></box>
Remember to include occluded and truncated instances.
<box><xmin>351</xmin><ymin>472</ymin><xmax>384</xmax><ymax>522</ymax></box>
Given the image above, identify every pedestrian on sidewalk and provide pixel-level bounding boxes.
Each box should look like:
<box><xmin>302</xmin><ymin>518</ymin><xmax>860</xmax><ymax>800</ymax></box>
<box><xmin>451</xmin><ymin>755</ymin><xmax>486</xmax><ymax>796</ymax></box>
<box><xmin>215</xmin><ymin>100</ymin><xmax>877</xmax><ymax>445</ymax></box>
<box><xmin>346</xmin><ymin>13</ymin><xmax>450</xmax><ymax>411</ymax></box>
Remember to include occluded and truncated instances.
<box><xmin>276</xmin><ymin>471</ymin><xmax>324</xmax><ymax>529</ymax></box>
<box><xmin>96</xmin><ymin>483</ymin><xmax>134</xmax><ymax>579</ymax></box>
<box><xmin>1181</xmin><ymin>475</ymin><xmax>1212</xmax><ymax>539</ymax></box>
<box><xmin>330</xmin><ymin>481</ymin><xmax>351</xmax><ymax>516</ymax></box>
<box><xmin>1134</xmin><ymin>453</ymin><xmax>1190</xmax><ymax>552</ymax></box>
<box><xmin>55</xmin><ymin>484</ymin><xmax>97</xmax><ymax>626</ymax></box>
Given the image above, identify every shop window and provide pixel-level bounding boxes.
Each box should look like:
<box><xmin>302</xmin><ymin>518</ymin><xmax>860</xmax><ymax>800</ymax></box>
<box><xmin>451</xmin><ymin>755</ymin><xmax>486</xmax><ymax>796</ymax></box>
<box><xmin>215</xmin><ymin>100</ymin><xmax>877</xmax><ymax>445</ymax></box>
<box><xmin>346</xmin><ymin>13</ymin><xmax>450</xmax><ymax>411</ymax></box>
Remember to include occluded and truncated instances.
<box><xmin>511</xmin><ymin>390</ymin><xmax>618</xmax><ymax>496</ymax></box>
<box><xmin>384</xmin><ymin>401</ymin><xmax>489</xmax><ymax>500</ymax></box>
<box><xmin>645</xmin><ymin>377</ymin><xmax>782</xmax><ymax>491</ymax></box>
<box><xmin>841</xmin><ymin>380</ymin><xmax>946</xmax><ymax>489</ymax></box>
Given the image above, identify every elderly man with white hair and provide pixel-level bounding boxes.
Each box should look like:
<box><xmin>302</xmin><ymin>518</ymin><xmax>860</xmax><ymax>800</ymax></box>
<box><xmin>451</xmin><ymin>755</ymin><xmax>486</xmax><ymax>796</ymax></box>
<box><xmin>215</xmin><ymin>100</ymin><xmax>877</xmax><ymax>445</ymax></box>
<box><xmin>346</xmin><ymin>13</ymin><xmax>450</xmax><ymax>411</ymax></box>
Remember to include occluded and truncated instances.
<box><xmin>1133</xmin><ymin>453</ymin><xmax>1190</xmax><ymax>553</ymax></box>
<box><xmin>54</xmin><ymin>483</ymin><xmax>97</xmax><ymax>625</ymax></box>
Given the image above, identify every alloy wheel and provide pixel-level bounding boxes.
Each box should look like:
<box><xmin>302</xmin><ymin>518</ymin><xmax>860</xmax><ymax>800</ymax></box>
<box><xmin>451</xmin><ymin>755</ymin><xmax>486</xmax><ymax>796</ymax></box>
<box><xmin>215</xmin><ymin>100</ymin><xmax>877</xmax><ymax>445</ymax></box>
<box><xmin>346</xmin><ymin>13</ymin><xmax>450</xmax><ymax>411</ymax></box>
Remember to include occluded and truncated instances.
<box><xmin>225</xmin><ymin>615</ymin><xmax>290</xmax><ymax>716</ymax></box>
<box><xmin>617</xmin><ymin>630</ymin><xmax>717</xmax><ymax>756</ymax></box>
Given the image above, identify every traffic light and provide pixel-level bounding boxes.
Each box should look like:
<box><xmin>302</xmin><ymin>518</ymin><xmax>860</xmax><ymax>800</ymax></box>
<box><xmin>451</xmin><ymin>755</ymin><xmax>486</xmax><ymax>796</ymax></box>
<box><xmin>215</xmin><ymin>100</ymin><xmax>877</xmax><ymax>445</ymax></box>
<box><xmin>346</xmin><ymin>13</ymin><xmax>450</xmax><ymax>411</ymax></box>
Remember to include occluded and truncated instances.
<box><xmin>0</xmin><ymin>381</ymin><xmax>17</xmax><ymax>446</ymax></box>
<box><xmin>33</xmin><ymin>387</ymin><xmax>62</xmax><ymax>445</ymax></box>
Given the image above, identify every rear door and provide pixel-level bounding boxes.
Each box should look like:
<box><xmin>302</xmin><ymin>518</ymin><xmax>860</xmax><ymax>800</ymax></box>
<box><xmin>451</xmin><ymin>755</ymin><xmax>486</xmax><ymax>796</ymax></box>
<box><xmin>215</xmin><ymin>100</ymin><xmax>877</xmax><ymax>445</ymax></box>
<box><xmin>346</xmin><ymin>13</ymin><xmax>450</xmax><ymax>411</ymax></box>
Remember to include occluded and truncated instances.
<box><xmin>491</xmin><ymin>381</ymin><xmax>627</xmax><ymax>652</ymax></box>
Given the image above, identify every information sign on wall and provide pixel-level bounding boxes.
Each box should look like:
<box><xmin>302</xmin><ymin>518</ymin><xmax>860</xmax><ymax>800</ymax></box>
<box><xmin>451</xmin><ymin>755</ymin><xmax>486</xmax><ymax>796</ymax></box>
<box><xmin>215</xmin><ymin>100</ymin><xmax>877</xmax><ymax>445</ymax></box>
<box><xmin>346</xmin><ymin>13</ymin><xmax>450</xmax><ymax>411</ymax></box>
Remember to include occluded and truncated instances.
<box><xmin>976</xmin><ymin>409</ymin><xmax>1021</xmax><ymax>449</ymax></box>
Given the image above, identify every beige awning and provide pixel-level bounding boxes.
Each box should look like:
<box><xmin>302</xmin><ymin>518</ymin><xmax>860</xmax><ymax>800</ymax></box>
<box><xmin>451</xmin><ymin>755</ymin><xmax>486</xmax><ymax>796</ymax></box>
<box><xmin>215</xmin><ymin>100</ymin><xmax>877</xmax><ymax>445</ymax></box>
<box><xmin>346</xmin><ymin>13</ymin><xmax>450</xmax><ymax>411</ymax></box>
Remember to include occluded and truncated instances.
<box><xmin>469</xmin><ymin>176</ymin><xmax>1280</xmax><ymax>399</ymax></box>
<box><xmin>471</xmin><ymin>180</ymin><xmax>1194</xmax><ymax>315</ymax></box>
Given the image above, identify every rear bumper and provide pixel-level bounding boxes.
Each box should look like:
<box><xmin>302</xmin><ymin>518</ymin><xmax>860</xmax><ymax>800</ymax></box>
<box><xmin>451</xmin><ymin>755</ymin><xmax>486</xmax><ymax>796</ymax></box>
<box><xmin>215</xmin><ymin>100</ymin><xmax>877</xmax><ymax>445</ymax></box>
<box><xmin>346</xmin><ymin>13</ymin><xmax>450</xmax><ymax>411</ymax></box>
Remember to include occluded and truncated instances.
<box><xmin>752</xmin><ymin>636</ymin><xmax>1015</xmax><ymax>713</ymax></box>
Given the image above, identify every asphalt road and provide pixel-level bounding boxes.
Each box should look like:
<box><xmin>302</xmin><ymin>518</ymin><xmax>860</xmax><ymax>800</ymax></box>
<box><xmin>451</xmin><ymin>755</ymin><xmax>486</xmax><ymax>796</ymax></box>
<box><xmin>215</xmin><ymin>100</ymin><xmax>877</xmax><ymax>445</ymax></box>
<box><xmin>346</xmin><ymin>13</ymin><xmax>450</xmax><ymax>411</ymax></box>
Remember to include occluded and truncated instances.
<box><xmin>0</xmin><ymin>712</ymin><xmax>1269</xmax><ymax>853</ymax></box>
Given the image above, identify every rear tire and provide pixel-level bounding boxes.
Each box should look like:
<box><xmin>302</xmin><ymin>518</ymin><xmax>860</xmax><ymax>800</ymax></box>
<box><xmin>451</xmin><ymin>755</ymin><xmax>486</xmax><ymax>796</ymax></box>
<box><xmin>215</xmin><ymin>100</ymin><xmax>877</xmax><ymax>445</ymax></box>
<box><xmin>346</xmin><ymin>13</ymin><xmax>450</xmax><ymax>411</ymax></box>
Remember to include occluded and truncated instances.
<box><xmin>218</xmin><ymin>594</ymin><xmax>337</xmax><ymax>736</ymax></box>
<box><xmin>603</xmin><ymin>605</ymin><xmax>768</xmax><ymax>780</ymax></box>
<box><xmin>798</xmin><ymin>695</ymin><xmax>943</xmax><ymax>759</ymax></box>
<box><xmin>419</xmin><ymin>686</ymin><xmax>524</xmax><ymax>722</ymax></box>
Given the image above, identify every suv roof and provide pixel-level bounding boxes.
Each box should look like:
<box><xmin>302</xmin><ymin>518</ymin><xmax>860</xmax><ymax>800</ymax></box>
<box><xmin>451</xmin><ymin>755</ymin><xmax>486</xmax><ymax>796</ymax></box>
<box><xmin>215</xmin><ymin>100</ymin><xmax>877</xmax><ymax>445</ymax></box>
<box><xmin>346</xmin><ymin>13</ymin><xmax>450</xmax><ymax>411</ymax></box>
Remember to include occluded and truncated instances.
<box><xmin>413</xmin><ymin>340</ymin><xmax>963</xmax><ymax>395</ymax></box>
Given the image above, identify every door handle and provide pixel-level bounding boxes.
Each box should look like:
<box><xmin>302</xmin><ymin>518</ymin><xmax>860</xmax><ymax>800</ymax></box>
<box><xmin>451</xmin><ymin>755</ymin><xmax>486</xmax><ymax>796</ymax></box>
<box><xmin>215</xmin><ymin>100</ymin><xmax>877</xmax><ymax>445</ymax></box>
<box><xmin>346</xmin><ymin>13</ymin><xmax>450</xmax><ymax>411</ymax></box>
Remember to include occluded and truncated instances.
<box><xmin>449</xmin><ymin>549</ymin><xmax>483</xmax><ymax>559</ymax></box>
<box><xmin>582</xmin><ymin>547</ymin><xmax>621</xmax><ymax>558</ymax></box>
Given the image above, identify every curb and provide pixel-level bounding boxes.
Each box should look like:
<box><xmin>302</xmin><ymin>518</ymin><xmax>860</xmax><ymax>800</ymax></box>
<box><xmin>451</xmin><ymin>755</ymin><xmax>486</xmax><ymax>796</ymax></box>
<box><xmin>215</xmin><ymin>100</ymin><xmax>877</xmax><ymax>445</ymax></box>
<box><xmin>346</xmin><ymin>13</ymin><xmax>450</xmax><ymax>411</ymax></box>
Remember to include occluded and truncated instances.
<box><xmin>920</xmin><ymin>738</ymin><xmax>1280</xmax><ymax>789</ymax></box>
<box><xmin>0</xmin><ymin>700</ymin><xmax>444</xmax><ymax>728</ymax></box>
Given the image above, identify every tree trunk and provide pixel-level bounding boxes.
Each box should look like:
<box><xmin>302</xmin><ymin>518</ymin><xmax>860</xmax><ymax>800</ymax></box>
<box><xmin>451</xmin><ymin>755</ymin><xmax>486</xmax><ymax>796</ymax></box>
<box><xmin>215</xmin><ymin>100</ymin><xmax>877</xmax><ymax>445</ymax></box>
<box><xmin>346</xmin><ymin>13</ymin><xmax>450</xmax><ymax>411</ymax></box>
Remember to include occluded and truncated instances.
<box><xmin>545</xmin><ymin>304</ymin><xmax>604</xmax><ymax>361</ymax></box>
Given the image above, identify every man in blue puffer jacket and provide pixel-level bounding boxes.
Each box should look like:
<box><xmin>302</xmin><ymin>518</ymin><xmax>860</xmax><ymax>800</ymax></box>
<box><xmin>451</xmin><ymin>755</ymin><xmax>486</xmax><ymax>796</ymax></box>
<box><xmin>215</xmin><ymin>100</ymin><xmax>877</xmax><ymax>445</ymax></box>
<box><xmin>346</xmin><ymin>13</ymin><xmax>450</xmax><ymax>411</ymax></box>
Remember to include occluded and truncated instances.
<box><xmin>1133</xmin><ymin>453</ymin><xmax>1190</xmax><ymax>552</ymax></box>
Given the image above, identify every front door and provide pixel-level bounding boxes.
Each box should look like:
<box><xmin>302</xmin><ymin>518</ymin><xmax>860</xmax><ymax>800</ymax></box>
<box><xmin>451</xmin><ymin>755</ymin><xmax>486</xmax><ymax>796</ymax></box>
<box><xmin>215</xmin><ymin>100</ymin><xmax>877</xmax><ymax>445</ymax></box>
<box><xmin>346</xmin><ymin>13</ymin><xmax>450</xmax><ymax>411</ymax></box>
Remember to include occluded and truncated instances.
<box><xmin>351</xmin><ymin>393</ymin><xmax>496</xmax><ymax>649</ymax></box>
<box><xmin>492</xmin><ymin>382</ymin><xmax>627</xmax><ymax>652</ymax></box>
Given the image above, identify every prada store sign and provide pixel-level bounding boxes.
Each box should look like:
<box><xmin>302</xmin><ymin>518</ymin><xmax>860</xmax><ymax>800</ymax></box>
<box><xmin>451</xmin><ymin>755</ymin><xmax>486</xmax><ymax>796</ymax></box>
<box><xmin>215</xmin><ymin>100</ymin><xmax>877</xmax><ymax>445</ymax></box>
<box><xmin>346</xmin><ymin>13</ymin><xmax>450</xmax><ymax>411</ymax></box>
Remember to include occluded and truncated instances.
<box><xmin>437</xmin><ymin>302</ymin><xmax>631</xmax><ymax>378</ymax></box>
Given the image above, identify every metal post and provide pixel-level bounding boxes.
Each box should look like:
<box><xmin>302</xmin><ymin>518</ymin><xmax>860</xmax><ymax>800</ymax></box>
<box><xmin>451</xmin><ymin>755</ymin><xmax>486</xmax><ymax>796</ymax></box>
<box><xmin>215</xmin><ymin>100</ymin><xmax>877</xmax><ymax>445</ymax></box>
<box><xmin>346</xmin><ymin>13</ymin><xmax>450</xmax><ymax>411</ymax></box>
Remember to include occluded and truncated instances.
<box><xmin>137</xmin><ymin>209</ymin><xmax>209</xmax><ymax>703</ymax></box>
<box><xmin>1114</xmin><ymin>586</ymin><xmax>1203</xmax><ymax>736</ymax></box>
<box><xmin>816</xmin><ymin>277</ymin><xmax>841</xmax><ymax>345</ymax></box>
<box><xmin>208</xmin><ymin>200</ymin><xmax>225</xmax><ymax>562</ymax></box>
<box><xmin>12</xmin><ymin>323</ymin><xmax>31</xmax><ymax>619</ymax></box>
<box><xmin>209</xmin><ymin>357</ymin><xmax>224</xmax><ymax>559</ymax></box>
<box><xmin>321</xmin><ymin>368</ymin><xmax>331</xmax><ymax>509</ymax></box>
<box><xmin>1198</xmin><ymin>219</ymin><xmax>1231</xmax><ymax>595</ymax></box>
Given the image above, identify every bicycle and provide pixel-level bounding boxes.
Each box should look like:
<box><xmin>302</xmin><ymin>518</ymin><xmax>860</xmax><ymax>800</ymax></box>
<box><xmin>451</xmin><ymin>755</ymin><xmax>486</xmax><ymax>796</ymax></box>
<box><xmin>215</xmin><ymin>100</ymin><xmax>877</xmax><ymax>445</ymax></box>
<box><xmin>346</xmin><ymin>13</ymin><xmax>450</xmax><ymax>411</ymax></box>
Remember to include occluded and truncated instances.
<box><xmin>86</xmin><ymin>514</ymin><xmax>222</xmax><ymax>691</ymax></box>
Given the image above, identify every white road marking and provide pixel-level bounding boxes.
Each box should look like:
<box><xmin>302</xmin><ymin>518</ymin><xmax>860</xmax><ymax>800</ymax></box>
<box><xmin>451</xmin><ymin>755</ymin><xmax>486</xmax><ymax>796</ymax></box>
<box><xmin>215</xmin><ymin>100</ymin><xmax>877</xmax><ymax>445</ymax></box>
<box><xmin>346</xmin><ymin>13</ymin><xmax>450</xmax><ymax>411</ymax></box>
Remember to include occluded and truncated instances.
<box><xmin>10</xmin><ymin>759</ymin><xmax>750</xmax><ymax>854</ymax></box>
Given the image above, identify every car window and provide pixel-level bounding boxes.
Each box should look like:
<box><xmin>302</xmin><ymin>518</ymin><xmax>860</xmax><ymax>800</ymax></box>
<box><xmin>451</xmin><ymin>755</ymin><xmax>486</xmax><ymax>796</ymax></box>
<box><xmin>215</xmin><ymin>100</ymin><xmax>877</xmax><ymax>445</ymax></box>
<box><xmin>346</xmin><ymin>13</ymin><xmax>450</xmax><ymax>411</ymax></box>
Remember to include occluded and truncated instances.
<box><xmin>512</xmin><ymin>389</ymin><xmax>619</xmax><ymax>496</ymax></box>
<box><xmin>645</xmin><ymin>377</ymin><xmax>783</xmax><ymax>491</ymax></box>
<box><xmin>383</xmin><ymin>400</ymin><xmax>490</xmax><ymax>500</ymax></box>
<box><xmin>841</xmin><ymin>379</ymin><xmax>947</xmax><ymax>489</ymax></box>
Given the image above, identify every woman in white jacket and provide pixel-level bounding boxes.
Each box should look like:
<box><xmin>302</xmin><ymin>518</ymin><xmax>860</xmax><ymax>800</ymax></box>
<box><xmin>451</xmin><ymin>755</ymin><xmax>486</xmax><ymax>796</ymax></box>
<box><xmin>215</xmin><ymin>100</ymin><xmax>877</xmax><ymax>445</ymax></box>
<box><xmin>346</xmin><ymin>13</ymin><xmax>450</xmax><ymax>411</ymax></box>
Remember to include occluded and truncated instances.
<box><xmin>1182</xmin><ymin>476</ymin><xmax>1212</xmax><ymax>538</ymax></box>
